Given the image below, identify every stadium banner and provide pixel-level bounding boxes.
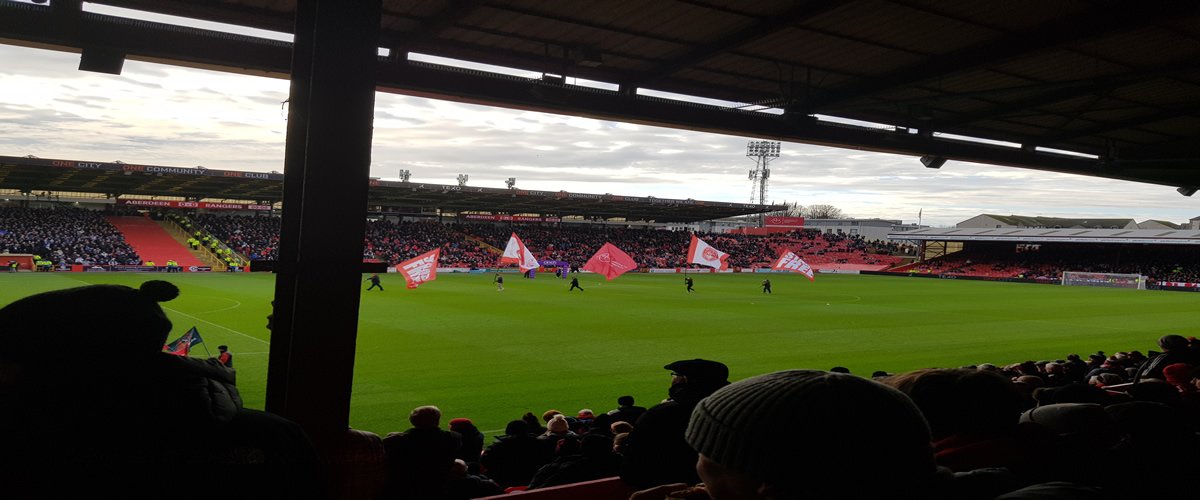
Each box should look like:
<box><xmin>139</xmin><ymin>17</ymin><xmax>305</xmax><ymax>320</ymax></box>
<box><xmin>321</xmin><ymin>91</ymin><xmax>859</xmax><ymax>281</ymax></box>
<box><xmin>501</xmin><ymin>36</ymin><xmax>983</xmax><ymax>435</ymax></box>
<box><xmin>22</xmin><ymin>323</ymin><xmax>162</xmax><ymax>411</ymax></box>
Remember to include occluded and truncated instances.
<box><xmin>648</xmin><ymin>268</ymin><xmax>677</xmax><ymax>273</ymax></box>
<box><xmin>187</xmin><ymin>266</ymin><xmax>212</xmax><ymax>272</ymax></box>
<box><xmin>461</xmin><ymin>214</ymin><xmax>562</xmax><ymax>223</ymax></box>
<box><xmin>1158</xmin><ymin>281</ymin><xmax>1200</xmax><ymax>288</ymax></box>
<box><xmin>116</xmin><ymin>199</ymin><xmax>272</xmax><ymax>211</ymax></box>
<box><xmin>817</xmin><ymin>269</ymin><xmax>861</xmax><ymax>274</ymax></box>
<box><xmin>764</xmin><ymin>216</ymin><xmax>805</xmax><ymax>227</ymax></box>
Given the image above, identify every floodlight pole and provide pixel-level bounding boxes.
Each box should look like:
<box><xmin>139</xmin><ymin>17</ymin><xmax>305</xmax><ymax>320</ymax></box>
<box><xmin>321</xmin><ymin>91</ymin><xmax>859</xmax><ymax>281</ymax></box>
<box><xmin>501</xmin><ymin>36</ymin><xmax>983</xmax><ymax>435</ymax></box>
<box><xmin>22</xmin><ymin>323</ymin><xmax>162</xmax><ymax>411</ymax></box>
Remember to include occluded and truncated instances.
<box><xmin>746</xmin><ymin>140</ymin><xmax>780</xmax><ymax>226</ymax></box>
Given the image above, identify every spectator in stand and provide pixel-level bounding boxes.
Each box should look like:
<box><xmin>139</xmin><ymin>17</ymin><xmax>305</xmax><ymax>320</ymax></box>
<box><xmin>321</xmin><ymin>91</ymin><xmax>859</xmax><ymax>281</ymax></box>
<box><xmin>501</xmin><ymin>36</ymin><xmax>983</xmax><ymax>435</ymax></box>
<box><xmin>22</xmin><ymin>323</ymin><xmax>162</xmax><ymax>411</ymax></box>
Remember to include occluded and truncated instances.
<box><xmin>621</xmin><ymin>358</ymin><xmax>729</xmax><ymax>488</ymax></box>
<box><xmin>884</xmin><ymin>368</ymin><xmax>1029</xmax><ymax>473</ymax></box>
<box><xmin>607</xmin><ymin>395</ymin><xmax>646</xmax><ymax>424</ymax></box>
<box><xmin>480</xmin><ymin>420</ymin><xmax>553</xmax><ymax>489</ymax></box>
<box><xmin>538</xmin><ymin>414</ymin><xmax>578</xmax><ymax>451</ymax></box>
<box><xmin>528</xmin><ymin>433</ymin><xmax>618</xmax><ymax>489</ymax></box>
<box><xmin>447</xmin><ymin>458</ymin><xmax>503</xmax><ymax>499</ymax></box>
<box><xmin>1135</xmin><ymin>334</ymin><xmax>1198</xmax><ymax>382</ymax></box>
<box><xmin>448</xmin><ymin>417</ymin><xmax>484</xmax><ymax>468</ymax></box>
<box><xmin>382</xmin><ymin>405</ymin><xmax>462</xmax><ymax>499</ymax></box>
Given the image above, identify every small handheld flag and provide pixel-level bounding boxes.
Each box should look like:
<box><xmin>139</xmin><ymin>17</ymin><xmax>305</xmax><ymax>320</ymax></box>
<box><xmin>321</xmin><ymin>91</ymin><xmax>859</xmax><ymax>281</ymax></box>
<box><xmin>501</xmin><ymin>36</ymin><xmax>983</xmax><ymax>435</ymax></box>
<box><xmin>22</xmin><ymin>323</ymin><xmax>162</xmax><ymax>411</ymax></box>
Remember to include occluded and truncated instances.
<box><xmin>499</xmin><ymin>233</ymin><xmax>540</xmax><ymax>271</ymax></box>
<box><xmin>163</xmin><ymin>327</ymin><xmax>204</xmax><ymax>356</ymax></box>
<box><xmin>398</xmin><ymin>248</ymin><xmax>440</xmax><ymax>288</ymax></box>
<box><xmin>772</xmin><ymin>250</ymin><xmax>815</xmax><ymax>281</ymax></box>
<box><xmin>582</xmin><ymin>242</ymin><xmax>637</xmax><ymax>280</ymax></box>
<box><xmin>687</xmin><ymin>234</ymin><xmax>730</xmax><ymax>271</ymax></box>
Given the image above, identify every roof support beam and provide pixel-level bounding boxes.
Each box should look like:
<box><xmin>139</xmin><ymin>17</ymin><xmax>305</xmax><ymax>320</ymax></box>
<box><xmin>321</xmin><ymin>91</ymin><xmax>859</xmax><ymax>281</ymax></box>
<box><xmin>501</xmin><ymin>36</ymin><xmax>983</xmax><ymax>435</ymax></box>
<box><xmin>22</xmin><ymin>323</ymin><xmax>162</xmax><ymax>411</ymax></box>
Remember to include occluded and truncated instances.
<box><xmin>1038</xmin><ymin>103</ymin><xmax>1200</xmax><ymax>146</ymax></box>
<box><xmin>267</xmin><ymin>0</ymin><xmax>380</xmax><ymax>451</ymax></box>
<box><xmin>808</xmin><ymin>4</ymin><xmax>1199</xmax><ymax>112</ymax></box>
<box><xmin>624</xmin><ymin>0</ymin><xmax>843</xmax><ymax>88</ymax></box>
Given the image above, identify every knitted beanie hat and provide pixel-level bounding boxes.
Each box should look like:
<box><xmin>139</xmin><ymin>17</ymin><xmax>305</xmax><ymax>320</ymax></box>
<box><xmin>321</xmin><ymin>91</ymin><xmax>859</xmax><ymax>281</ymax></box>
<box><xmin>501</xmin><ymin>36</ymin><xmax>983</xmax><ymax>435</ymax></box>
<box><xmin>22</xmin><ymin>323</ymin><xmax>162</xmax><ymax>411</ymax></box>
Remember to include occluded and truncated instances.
<box><xmin>685</xmin><ymin>370</ymin><xmax>935</xmax><ymax>496</ymax></box>
<box><xmin>0</xmin><ymin>280</ymin><xmax>179</xmax><ymax>362</ymax></box>
<box><xmin>547</xmin><ymin>414</ymin><xmax>569</xmax><ymax>433</ymax></box>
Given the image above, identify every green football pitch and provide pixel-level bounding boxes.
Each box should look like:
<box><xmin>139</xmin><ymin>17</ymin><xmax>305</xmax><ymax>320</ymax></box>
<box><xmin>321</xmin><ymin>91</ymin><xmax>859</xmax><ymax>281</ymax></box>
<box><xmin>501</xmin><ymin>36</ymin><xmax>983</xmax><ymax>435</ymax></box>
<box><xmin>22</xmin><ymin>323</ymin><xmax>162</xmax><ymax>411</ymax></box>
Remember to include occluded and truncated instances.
<box><xmin>1</xmin><ymin>272</ymin><xmax>1196</xmax><ymax>436</ymax></box>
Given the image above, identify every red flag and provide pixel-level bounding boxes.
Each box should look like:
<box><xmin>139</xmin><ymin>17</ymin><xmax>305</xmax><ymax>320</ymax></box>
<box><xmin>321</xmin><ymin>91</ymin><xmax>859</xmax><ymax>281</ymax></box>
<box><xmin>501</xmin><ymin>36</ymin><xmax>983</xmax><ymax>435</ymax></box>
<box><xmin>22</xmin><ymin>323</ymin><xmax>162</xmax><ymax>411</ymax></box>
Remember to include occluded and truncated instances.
<box><xmin>772</xmin><ymin>250</ymin><xmax>815</xmax><ymax>281</ymax></box>
<box><xmin>582</xmin><ymin>242</ymin><xmax>638</xmax><ymax>280</ymax></box>
<box><xmin>687</xmin><ymin>234</ymin><xmax>729</xmax><ymax>270</ymax></box>
<box><xmin>398</xmin><ymin>248</ymin><xmax>440</xmax><ymax>288</ymax></box>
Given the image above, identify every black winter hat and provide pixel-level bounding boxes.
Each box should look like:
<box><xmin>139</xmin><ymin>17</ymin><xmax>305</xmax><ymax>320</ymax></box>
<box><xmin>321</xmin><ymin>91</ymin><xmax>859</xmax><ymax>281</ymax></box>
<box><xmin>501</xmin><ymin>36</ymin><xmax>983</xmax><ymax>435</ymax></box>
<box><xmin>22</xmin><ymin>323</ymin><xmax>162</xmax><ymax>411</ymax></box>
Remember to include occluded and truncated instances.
<box><xmin>664</xmin><ymin>358</ymin><xmax>729</xmax><ymax>383</ymax></box>
<box><xmin>685</xmin><ymin>370</ymin><xmax>935</xmax><ymax>497</ymax></box>
<box><xmin>0</xmin><ymin>280</ymin><xmax>179</xmax><ymax>361</ymax></box>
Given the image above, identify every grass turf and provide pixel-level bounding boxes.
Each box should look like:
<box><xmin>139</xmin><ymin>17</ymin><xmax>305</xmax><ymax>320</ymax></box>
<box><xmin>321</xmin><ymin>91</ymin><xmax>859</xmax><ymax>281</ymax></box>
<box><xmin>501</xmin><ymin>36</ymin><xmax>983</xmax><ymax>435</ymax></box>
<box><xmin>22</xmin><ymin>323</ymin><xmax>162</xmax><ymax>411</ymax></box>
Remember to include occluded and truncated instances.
<box><xmin>1</xmin><ymin>271</ymin><xmax>1196</xmax><ymax>435</ymax></box>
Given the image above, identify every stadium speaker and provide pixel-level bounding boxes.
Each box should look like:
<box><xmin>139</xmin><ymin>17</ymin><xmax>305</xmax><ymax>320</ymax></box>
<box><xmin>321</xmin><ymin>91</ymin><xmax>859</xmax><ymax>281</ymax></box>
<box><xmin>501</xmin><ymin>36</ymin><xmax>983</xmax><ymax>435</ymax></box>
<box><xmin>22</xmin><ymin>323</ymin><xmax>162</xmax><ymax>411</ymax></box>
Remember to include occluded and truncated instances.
<box><xmin>920</xmin><ymin>155</ymin><xmax>947</xmax><ymax>169</ymax></box>
<box><xmin>1178</xmin><ymin>186</ymin><xmax>1197</xmax><ymax>197</ymax></box>
<box><xmin>79</xmin><ymin>47</ymin><xmax>126</xmax><ymax>75</ymax></box>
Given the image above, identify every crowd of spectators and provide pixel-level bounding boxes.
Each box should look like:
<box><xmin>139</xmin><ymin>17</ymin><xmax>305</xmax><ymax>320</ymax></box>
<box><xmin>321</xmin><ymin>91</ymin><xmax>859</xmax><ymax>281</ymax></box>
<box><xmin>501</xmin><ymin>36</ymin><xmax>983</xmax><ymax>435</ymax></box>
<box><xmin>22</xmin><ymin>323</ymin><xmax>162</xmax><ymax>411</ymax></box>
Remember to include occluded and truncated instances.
<box><xmin>192</xmin><ymin>214</ymin><xmax>282</xmax><ymax>261</ymax></box>
<box><xmin>0</xmin><ymin>206</ymin><xmax>141</xmax><ymax>265</ymax></box>
<box><xmin>170</xmin><ymin>216</ymin><xmax>907</xmax><ymax>270</ymax></box>
<box><xmin>368</xmin><ymin>335</ymin><xmax>1200</xmax><ymax>499</ymax></box>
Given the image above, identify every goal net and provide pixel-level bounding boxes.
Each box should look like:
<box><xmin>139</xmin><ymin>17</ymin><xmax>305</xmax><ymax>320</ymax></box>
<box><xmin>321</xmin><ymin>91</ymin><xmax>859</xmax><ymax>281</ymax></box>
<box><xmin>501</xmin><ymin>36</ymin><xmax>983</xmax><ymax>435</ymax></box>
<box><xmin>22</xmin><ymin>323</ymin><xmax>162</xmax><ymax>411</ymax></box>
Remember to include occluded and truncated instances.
<box><xmin>1061</xmin><ymin>271</ymin><xmax>1146</xmax><ymax>290</ymax></box>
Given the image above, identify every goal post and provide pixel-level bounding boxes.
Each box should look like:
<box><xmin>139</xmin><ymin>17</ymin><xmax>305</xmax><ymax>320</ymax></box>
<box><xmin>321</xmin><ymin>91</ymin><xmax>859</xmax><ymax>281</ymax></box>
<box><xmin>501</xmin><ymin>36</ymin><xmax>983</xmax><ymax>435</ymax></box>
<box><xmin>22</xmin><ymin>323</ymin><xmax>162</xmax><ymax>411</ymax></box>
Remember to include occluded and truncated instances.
<box><xmin>1061</xmin><ymin>271</ymin><xmax>1146</xmax><ymax>290</ymax></box>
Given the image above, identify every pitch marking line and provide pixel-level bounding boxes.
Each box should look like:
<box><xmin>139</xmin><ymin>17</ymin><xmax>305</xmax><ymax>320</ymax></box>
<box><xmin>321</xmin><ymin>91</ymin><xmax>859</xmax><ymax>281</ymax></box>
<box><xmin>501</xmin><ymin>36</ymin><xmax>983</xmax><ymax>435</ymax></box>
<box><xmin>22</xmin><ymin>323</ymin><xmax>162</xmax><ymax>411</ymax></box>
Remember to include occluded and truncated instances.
<box><xmin>67</xmin><ymin>278</ymin><xmax>268</xmax><ymax>345</ymax></box>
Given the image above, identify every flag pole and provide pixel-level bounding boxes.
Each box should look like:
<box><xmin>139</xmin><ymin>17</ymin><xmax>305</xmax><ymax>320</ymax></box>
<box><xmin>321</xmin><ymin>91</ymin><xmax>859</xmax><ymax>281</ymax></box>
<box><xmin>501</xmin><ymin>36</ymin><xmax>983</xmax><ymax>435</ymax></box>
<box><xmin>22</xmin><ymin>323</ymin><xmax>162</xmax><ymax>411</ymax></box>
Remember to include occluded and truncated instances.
<box><xmin>200</xmin><ymin>342</ymin><xmax>213</xmax><ymax>358</ymax></box>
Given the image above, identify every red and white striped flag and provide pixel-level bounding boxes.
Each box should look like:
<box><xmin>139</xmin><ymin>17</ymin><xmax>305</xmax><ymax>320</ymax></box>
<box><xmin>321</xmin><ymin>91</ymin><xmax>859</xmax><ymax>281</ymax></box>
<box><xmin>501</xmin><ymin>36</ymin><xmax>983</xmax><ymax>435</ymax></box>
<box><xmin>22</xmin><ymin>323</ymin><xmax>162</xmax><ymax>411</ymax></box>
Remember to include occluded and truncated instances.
<box><xmin>398</xmin><ymin>248</ymin><xmax>440</xmax><ymax>288</ymax></box>
<box><xmin>499</xmin><ymin>233</ymin><xmax>540</xmax><ymax>271</ymax></box>
<box><xmin>772</xmin><ymin>250</ymin><xmax>815</xmax><ymax>281</ymax></box>
<box><xmin>687</xmin><ymin>234</ymin><xmax>729</xmax><ymax>271</ymax></box>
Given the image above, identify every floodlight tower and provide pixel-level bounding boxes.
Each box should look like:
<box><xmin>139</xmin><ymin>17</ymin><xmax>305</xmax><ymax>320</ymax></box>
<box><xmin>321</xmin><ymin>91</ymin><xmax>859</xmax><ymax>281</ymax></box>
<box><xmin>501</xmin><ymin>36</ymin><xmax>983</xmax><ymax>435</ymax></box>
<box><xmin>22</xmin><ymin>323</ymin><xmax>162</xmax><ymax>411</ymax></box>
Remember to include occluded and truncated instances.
<box><xmin>457</xmin><ymin>174</ymin><xmax>469</xmax><ymax>187</ymax></box>
<box><xmin>746</xmin><ymin>140</ymin><xmax>780</xmax><ymax>205</ymax></box>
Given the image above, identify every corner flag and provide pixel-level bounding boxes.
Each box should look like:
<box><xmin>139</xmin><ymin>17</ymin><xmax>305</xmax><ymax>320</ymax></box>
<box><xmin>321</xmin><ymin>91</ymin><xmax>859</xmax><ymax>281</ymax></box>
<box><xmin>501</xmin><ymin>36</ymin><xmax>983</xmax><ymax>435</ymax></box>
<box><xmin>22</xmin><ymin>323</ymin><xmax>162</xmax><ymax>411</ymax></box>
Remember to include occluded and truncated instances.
<box><xmin>499</xmin><ymin>233</ymin><xmax>540</xmax><ymax>271</ymax></box>
<box><xmin>687</xmin><ymin>234</ymin><xmax>730</xmax><ymax>271</ymax></box>
<box><xmin>582</xmin><ymin>242</ymin><xmax>637</xmax><ymax>280</ymax></box>
<box><xmin>164</xmin><ymin>327</ymin><xmax>204</xmax><ymax>356</ymax></box>
<box><xmin>772</xmin><ymin>250</ymin><xmax>815</xmax><ymax>281</ymax></box>
<box><xmin>398</xmin><ymin>248</ymin><xmax>440</xmax><ymax>288</ymax></box>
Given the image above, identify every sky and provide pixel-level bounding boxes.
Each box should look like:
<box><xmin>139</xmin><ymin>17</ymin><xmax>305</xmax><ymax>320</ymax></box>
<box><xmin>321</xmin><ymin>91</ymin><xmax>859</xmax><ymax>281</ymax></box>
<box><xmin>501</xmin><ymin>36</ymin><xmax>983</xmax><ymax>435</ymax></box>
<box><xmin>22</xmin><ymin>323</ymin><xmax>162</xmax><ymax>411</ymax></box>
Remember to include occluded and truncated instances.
<box><xmin>1</xmin><ymin>3</ymin><xmax>1197</xmax><ymax>228</ymax></box>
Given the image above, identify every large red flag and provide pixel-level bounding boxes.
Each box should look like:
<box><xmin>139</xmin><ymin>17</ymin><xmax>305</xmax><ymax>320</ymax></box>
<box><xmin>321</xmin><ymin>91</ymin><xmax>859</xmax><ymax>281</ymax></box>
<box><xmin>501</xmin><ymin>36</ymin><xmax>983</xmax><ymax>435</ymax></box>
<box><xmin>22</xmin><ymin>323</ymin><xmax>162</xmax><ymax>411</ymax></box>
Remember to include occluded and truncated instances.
<box><xmin>687</xmin><ymin>234</ymin><xmax>730</xmax><ymax>270</ymax></box>
<box><xmin>582</xmin><ymin>242</ymin><xmax>637</xmax><ymax>280</ymax></box>
<box><xmin>772</xmin><ymin>250</ymin><xmax>815</xmax><ymax>281</ymax></box>
<box><xmin>398</xmin><ymin>248</ymin><xmax>440</xmax><ymax>288</ymax></box>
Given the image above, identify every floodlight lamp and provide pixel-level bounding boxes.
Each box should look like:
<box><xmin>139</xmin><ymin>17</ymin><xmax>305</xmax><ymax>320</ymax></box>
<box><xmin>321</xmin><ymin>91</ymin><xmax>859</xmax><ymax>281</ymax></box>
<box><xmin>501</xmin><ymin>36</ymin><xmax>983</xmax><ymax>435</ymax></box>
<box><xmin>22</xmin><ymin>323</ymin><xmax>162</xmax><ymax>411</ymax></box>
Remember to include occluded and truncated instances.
<box><xmin>457</xmin><ymin>174</ymin><xmax>469</xmax><ymax>186</ymax></box>
<box><xmin>1178</xmin><ymin>186</ymin><xmax>1197</xmax><ymax>197</ymax></box>
<box><xmin>505</xmin><ymin>177</ymin><xmax>517</xmax><ymax>189</ymax></box>
<box><xmin>920</xmin><ymin>156</ymin><xmax>947</xmax><ymax>169</ymax></box>
<box><xmin>399</xmin><ymin>169</ymin><xmax>411</xmax><ymax>182</ymax></box>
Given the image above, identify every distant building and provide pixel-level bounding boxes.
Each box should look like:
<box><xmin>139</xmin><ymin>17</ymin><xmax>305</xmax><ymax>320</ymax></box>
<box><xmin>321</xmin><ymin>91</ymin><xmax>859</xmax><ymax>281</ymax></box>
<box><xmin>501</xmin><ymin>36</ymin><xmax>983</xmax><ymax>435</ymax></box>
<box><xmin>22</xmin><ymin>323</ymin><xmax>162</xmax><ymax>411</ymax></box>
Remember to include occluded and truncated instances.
<box><xmin>1189</xmin><ymin>216</ymin><xmax>1200</xmax><ymax>230</ymax></box>
<box><xmin>805</xmin><ymin>218</ymin><xmax>921</xmax><ymax>242</ymax></box>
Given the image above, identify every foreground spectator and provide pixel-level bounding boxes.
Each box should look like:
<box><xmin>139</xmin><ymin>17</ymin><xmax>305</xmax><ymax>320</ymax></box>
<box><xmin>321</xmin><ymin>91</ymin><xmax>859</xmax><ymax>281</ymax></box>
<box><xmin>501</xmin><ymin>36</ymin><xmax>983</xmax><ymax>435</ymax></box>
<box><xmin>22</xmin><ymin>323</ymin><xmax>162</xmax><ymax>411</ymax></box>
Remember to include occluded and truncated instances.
<box><xmin>633</xmin><ymin>370</ymin><xmax>938</xmax><ymax>499</ymax></box>
<box><xmin>621</xmin><ymin>358</ymin><xmax>729</xmax><ymax>488</ymax></box>
<box><xmin>383</xmin><ymin>405</ymin><xmax>462</xmax><ymax>499</ymax></box>
<box><xmin>0</xmin><ymin>281</ymin><xmax>321</xmax><ymax>497</ymax></box>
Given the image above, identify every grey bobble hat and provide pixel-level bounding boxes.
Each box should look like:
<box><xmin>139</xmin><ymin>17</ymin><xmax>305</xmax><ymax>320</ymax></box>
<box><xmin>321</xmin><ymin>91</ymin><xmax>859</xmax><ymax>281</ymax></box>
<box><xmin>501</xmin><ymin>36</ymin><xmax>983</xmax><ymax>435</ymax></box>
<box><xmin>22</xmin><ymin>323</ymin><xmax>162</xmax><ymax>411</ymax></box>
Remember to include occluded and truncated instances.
<box><xmin>685</xmin><ymin>370</ymin><xmax>936</xmax><ymax>496</ymax></box>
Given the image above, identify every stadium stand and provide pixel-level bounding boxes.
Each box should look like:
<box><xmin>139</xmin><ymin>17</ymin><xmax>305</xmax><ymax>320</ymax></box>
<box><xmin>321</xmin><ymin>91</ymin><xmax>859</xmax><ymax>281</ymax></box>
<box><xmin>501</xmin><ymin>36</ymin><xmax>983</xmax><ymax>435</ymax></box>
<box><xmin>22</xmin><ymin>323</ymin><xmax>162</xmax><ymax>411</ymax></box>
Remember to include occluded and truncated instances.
<box><xmin>106</xmin><ymin>215</ymin><xmax>204</xmax><ymax>268</ymax></box>
<box><xmin>891</xmin><ymin>243</ymin><xmax>1200</xmax><ymax>283</ymax></box>
<box><xmin>182</xmin><ymin>214</ymin><xmax>906</xmax><ymax>271</ymax></box>
<box><xmin>0</xmin><ymin>206</ymin><xmax>141</xmax><ymax>266</ymax></box>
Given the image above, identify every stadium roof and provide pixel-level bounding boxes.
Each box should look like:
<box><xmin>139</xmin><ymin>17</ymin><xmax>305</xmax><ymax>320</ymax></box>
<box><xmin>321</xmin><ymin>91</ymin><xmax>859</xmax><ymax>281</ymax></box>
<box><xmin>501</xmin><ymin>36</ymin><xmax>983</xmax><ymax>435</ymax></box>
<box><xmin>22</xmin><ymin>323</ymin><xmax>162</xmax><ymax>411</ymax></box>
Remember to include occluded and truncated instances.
<box><xmin>889</xmin><ymin>227</ymin><xmax>1200</xmax><ymax>245</ymax></box>
<box><xmin>3</xmin><ymin>1</ymin><xmax>1199</xmax><ymax>191</ymax></box>
<box><xmin>0</xmin><ymin>155</ymin><xmax>778</xmax><ymax>222</ymax></box>
<box><xmin>976</xmin><ymin>214</ymin><xmax>1138</xmax><ymax>229</ymax></box>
